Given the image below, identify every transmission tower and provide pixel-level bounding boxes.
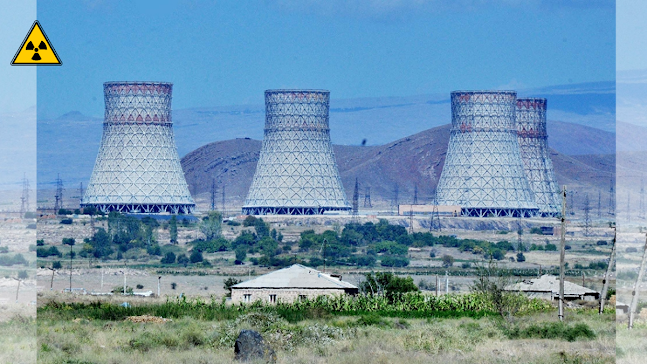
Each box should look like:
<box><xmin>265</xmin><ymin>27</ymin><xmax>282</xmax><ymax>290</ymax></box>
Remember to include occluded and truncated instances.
<box><xmin>430</xmin><ymin>192</ymin><xmax>441</xmax><ymax>232</ymax></box>
<box><xmin>608</xmin><ymin>179</ymin><xmax>615</xmax><ymax>215</ymax></box>
<box><xmin>54</xmin><ymin>174</ymin><xmax>64</xmax><ymax>212</ymax></box>
<box><xmin>408</xmin><ymin>205</ymin><xmax>414</xmax><ymax>234</ymax></box>
<box><xmin>597</xmin><ymin>190</ymin><xmax>602</xmax><ymax>218</ymax></box>
<box><xmin>20</xmin><ymin>174</ymin><xmax>29</xmax><ymax>218</ymax></box>
<box><xmin>210</xmin><ymin>179</ymin><xmax>217</xmax><ymax>211</ymax></box>
<box><xmin>352</xmin><ymin>178</ymin><xmax>359</xmax><ymax>222</ymax></box>
<box><xmin>517</xmin><ymin>215</ymin><xmax>524</xmax><ymax>252</ymax></box>
<box><xmin>413</xmin><ymin>184</ymin><xmax>418</xmax><ymax>205</ymax></box>
<box><xmin>222</xmin><ymin>184</ymin><xmax>226</xmax><ymax>216</ymax></box>
<box><xmin>78</xmin><ymin>182</ymin><xmax>84</xmax><ymax>206</ymax></box>
<box><xmin>363</xmin><ymin>187</ymin><xmax>372</xmax><ymax>208</ymax></box>
<box><xmin>640</xmin><ymin>178</ymin><xmax>645</xmax><ymax>219</ymax></box>
<box><xmin>392</xmin><ymin>183</ymin><xmax>399</xmax><ymax>215</ymax></box>
<box><xmin>583</xmin><ymin>193</ymin><xmax>591</xmax><ymax>237</ymax></box>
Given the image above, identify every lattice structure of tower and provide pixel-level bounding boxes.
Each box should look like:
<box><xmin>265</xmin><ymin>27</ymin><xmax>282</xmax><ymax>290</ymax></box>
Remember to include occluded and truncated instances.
<box><xmin>210</xmin><ymin>179</ymin><xmax>217</xmax><ymax>211</ymax></box>
<box><xmin>430</xmin><ymin>192</ymin><xmax>441</xmax><ymax>232</ymax></box>
<box><xmin>82</xmin><ymin>82</ymin><xmax>195</xmax><ymax>214</ymax></box>
<box><xmin>516</xmin><ymin>98</ymin><xmax>561</xmax><ymax>217</ymax></box>
<box><xmin>413</xmin><ymin>184</ymin><xmax>419</xmax><ymax>205</ymax></box>
<box><xmin>392</xmin><ymin>183</ymin><xmax>399</xmax><ymax>215</ymax></box>
<box><xmin>364</xmin><ymin>187</ymin><xmax>372</xmax><ymax>208</ymax></box>
<box><xmin>20</xmin><ymin>174</ymin><xmax>29</xmax><ymax>217</ymax></box>
<box><xmin>54</xmin><ymin>174</ymin><xmax>64</xmax><ymax>211</ymax></box>
<box><xmin>435</xmin><ymin>91</ymin><xmax>539</xmax><ymax>217</ymax></box>
<box><xmin>243</xmin><ymin>90</ymin><xmax>350</xmax><ymax>215</ymax></box>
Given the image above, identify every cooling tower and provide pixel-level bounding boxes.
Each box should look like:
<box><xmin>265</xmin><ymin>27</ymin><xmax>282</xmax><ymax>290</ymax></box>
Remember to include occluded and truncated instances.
<box><xmin>81</xmin><ymin>82</ymin><xmax>195</xmax><ymax>214</ymax></box>
<box><xmin>516</xmin><ymin>98</ymin><xmax>561</xmax><ymax>217</ymax></box>
<box><xmin>435</xmin><ymin>91</ymin><xmax>539</xmax><ymax>217</ymax></box>
<box><xmin>242</xmin><ymin>90</ymin><xmax>351</xmax><ymax>215</ymax></box>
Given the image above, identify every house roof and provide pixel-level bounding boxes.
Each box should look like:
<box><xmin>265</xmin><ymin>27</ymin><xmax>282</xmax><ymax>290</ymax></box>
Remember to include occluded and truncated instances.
<box><xmin>504</xmin><ymin>275</ymin><xmax>598</xmax><ymax>296</ymax></box>
<box><xmin>232</xmin><ymin>264</ymin><xmax>358</xmax><ymax>290</ymax></box>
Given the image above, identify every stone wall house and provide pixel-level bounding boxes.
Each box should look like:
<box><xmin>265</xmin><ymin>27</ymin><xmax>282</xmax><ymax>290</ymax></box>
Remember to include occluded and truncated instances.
<box><xmin>504</xmin><ymin>274</ymin><xmax>599</xmax><ymax>301</ymax></box>
<box><xmin>231</xmin><ymin>264</ymin><xmax>358</xmax><ymax>304</ymax></box>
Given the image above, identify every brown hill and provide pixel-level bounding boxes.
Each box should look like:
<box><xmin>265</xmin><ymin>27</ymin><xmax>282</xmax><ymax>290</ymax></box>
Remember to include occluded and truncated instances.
<box><xmin>181</xmin><ymin>124</ymin><xmax>614</xmax><ymax>210</ymax></box>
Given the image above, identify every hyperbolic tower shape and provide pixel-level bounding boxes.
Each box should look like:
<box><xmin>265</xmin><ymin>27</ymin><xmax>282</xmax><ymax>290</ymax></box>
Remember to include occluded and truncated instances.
<box><xmin>81</xmin><ymin>82</ymin><xmax>195</xmax><ymax>214</ymax></box>
<box><xmin>242</xmin><ymin>90</ymin><xmax>351</xmax><ymax>215</ymax></box>
<box><xmin>516</xmin><ymin>98</ymin><xmax>561</xmax><ymax>217</ymax></box>
<box><xmin>435</xmin><ymin>91</ymin><xmax>539</xmax><ymax>217</ymax></box>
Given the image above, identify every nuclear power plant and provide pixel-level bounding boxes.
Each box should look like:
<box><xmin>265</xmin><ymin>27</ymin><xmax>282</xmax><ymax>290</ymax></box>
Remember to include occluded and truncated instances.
<box><xmin>242</xmin><ymin>90</ymin><xmax>351</xmax><ymax>215</ymax></box>
<box><xmin>81</xmin><ymin>81</ymin><xmax>195</xmax><ymax>214</ymax></box>
<box><xmin>516</xmin><ymin>98</ymin><xmax>561</xmax><ymax>217</ymax></box>
<box><xmin>435</xmin><ymin>91</ymin><xmax>539</xmax><ymax>217</ymax></box>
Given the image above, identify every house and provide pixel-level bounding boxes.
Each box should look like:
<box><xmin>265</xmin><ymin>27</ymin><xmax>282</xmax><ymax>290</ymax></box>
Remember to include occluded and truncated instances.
<box><xmin>231</xmin><ymin>264</ymin><xmax>358</xmax><ymax>304</ymax></box>
<box><xmin>503</xmin><ymin>275</ymin><xmax>599</xmax><ymax>301</ymax></box>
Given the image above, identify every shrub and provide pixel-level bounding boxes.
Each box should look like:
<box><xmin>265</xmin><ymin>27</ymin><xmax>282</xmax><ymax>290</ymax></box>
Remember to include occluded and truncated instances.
<box><xmin>596</xmin><ymin>240</ymin><xmax>608</xmax><ymax>246</ymax></box>
<box><xmin>60</xmin><ymin>218</ymin><xmax>73</xmax><ymax>225</ymax></box>
<box><xmin>516</xmin><ymin>252</ymin><xmax>526</xmax><ymax>262</ymax></box>
<box><xmin>442</xmin><ymin>254</ymin><xmax>455</xmax><ymax>268</ymax></box>
<box><xmin>504</xmin><ymin>322</ymin><xmax>596</xmax><ymax>342</ymax></box>
<box><xmin>190</xmin><ymin>250</ymin><xmax>204</xmax><ymax>264</ymax></box>
<box><xmin>545</xmin><ymin>243</ymin><xmax>557</xmax><ymax>251</ymax></box>
<box><xmin>243</xmin><ymin>215</ymin><xmax>257</xmax><ymax>227</ymax></box>
<box><xmin>380</xmin><ymin>256</ymin><xmax>409</xmax><ymax>267</ymax></box>
<box><xmin>52</xmin><ymin>261</ymin><xmax>62</xmax><ymax>269</ymax></box>
<box><xmin>529</xmin><ymin>227</ymin><xmax>543</xmax><ymax>234</ymax></box>
<box><xmin>359</xmin><ymin>272</ymin><xmax>418</xmax><ymax>300</ymax></box>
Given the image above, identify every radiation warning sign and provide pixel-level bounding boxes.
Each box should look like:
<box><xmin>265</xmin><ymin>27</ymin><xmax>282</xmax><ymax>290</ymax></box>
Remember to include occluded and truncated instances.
<box><xmin>11</xmin><ymin>21</ymin><xmax>62</xmax><ymax>66</ymax></box>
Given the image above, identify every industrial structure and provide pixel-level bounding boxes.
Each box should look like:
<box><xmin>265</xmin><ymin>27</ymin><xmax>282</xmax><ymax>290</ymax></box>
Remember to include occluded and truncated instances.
<box><xmin>231</xmin><ymin>264</ymin><xmax>358</xmax><ymax>304</ymax></box>
<box><xmin>242</xmin><ymin>90</ymin><xmax>350</xmax><ymax>215</ymax></box>
<box><xmin>516</xmin><ymin>98</ymin><xmax>561</xmax><ymax>217</ymax></box>
<box><xmin>82</xmin><ymin>82</ymin><xmax>195</xmax><ymax>214</ymax></box>
<box><xmin>435</xmin><ymin>91</ymin><xmax>539</xmax><ymax>217</ymax></box>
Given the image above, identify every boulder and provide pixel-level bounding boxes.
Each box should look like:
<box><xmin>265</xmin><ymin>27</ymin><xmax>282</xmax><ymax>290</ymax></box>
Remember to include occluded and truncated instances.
<box><xmin>234</xmin><ymin>329</ymin><xmax>276</xmax><ymax>363</ymax></box>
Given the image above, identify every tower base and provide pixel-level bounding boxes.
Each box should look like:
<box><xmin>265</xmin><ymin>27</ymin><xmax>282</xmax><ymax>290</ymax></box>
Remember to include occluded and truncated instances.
<box><xmin>81</xmin><ymin>203</ymin><xmax>194</xmax><ymax>214</ymax></box>
<box><xmin>242</xmin><ymin>206</ymin><xmax>351</xmax><ymax>216</ymax></box>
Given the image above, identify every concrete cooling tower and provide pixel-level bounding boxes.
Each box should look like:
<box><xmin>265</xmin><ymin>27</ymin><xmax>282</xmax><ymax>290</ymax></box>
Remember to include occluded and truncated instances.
<box><xmin>242</xmin><ymin>90</ymin><xmax>351</xmax><ymax>215</ymax></box>
<box><xmin>516</xmin><ymin>98</ymin><xmax>561</xmax><ymax>217</ymax></box>
<box><xmin>435</xmin><ymin>91</ymin><xmax>539</xmax><ymax>217</ymax></box>
<box><xmin>81</xmin><ymin>81</ymin><xmax>195</xmax><ymax>214</ymax></box>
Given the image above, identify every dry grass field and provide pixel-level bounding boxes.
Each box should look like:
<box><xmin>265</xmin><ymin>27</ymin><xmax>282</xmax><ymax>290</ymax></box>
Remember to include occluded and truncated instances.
<box><xmin>36</xmin><ymin>301</ymin><xmax>615</xmax><ymax>364</ymax></box>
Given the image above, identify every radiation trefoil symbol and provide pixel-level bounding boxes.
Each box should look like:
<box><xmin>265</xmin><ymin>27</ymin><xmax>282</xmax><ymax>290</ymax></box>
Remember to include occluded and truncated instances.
<box><xmin>11</xmin><ymin>20</ymin><xmax>62</xmax><ymax>66</ymax></box>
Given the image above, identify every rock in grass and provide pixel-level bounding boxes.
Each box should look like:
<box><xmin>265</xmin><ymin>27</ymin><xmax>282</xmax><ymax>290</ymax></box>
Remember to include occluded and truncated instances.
<box><xmin>234</xmin><ymin>329</ymin><xmax>276</xmax><ymax>363</ymax></box>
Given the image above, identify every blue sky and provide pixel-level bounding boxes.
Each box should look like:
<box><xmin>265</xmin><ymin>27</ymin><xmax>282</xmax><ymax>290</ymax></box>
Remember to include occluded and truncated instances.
<box><xmin>36</xmin><ymin>0</ymin><xmax>615</xmax><ymax>119</ymax></box>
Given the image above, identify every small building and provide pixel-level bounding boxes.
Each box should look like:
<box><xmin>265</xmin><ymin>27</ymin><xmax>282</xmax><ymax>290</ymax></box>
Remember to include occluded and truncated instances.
<box><xmin>398</xmin><ymin>204</ymin><xmax>461</xmax><ymax>216</ymax></box>
<box><xmin>231</xmin><ymin>264</ymin><xmax>358</xmax><ymax>304</ymax></box>
<box><xmin>504</xmin><ymin>275</ymin><xmax>600</xmax><ymax>301</ymax></box>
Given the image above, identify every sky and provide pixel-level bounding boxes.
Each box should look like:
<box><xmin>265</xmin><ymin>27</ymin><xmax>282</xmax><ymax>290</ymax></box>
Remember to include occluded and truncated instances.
<box><xmin>36</xmin><ymin>0</ymin><xmax>615</xmax><ymax>119</ymax></box>
<box><xmin>0</xmin><ymin>1</ymin><xmax>37</xmax><ymax>189</ymax></box>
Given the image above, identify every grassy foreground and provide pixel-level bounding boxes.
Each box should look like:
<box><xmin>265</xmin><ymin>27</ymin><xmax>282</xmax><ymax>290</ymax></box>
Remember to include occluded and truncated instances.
<box><xmin>0</xmin><ymin>303</ymin><xmax>36</xmax><ymax>364</ymax></box>
<box><xmin>37</xmin><ymin>296</ymin><xmax>615</xmax><ymax>364</ymax></box>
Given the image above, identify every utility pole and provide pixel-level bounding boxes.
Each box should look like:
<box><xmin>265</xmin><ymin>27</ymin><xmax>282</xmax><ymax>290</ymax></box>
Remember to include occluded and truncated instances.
<box><xmin>79</xmin><ymin>182</ymin><xmax>84</xmax><ymax>206</ymax></box>
<box><xmin>559</xmin><ymin>186</ymin><xmax>567</xmax><ymax>321</ymax></box>
<box><xmin>222</xmin><ymin>184</ymin><xmax>226</xmax><ymax>216</ymax></box>
<box><xmin>413</xmin><ymin>184</ymin><xmax>418</xmax><ymax>205</ymax></box>
<box><xmin>392</xmin><ymin>184</ymin><xmax>399</xmax><ymax>215</ymax></box>
<box><xmin>20</xmin><ymin>174</ymin><xmax>29</xmax><ymax>218</ymax></box>
<box><xmin>599</xmin><ymin>229</ymin><xmax>616</xmax><ymax>314</ymax></box>
<box><xmin>629</xmin><ymin>234</ymin><xmax>647</xmax><ymax>329</ymax></box>
<box><xmin>598</xmin><ymin>190</ymin><xmax>602</xmax><ymax>219</ymax></box>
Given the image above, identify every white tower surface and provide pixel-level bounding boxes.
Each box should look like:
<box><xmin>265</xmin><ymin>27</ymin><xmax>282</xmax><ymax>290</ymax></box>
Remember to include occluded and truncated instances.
<box><xmin>516</xmin><ymin>98</ymin><xmax>561</xmax><ymax>217</ymax></box>
<box><xmin>81</xmin><ymin>82</ymin><xmax>195</xmax><ymax>214</ymax></box>
<box><xmin>435</xmin><ymin>91</ymin><xmax>539</xmax><ymax>217</ymax></box>
<box><xmin>242</xmin><ymin>90</ymin><xmax>351</xmax><ymax>215</ymax></box>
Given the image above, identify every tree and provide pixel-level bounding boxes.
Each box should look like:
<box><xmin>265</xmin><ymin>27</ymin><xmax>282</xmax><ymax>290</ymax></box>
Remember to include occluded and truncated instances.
<box><xmin>169</xmin><ymin>215</ymin><xmax>178</xmax><ymax>244</ymax></box>
<box><xmin>471</xmin><ymin>260</ymin><xmax>524</xmax><ymax>318</ymax></box>
<box><xmin>223</xmin><ymin>277</ymin><xmax>242</xmax><ymax>297</ymax></box>
<box><xmin>516</xmin><ymin>252</ymin><xmax>526</xmax><ymax>262</ymax></box>
<box><xmin>52</xmin><ymin>261</ymin><xmax>62</xmax><ymax>269</ymax></box>
<box><xmin>177</xmin><ymin>254</ymin><xmax>189</xmax><ymax>266</ymax></box>
<box><xmin>90</xmin><ymin>228</ymin><xmax>113</xmax><ymax>258</ymax></box>
<box><xmin>190</xmin><ymin>250</ymin><xmax>203</xmax><ymax>264</ymax></box>
<box><xmin>235</xmin><ymin>247</ymin><xmax>247</xmax><ymax>262</ymax></box>
<box><xmin>254</xmin><ymin>218</ymin><xmax>270</xmax><ymax>239</ymax></box>
<box><xmin>18</xmin><ymin>270</ymin><xmax>28</xmax><ymax>280</ymax></box>
<box><xmin>442</xmin><ymin>254</ymin><xmax>455</xmax><ymax>268</ymax></box>
<box><xmin>161</xmin><ymin>252</ymin><xmax>176</xmax><ymax>264</ymax></box>
<box><xmin>359</xmin><ymin>272</ymin><xmax>418</xmax><ymax>302</ymax></box>
<box><xmin>200</xmin><ymin>211</ymin><xmax>222</xmax><ymax>241</ymax></box>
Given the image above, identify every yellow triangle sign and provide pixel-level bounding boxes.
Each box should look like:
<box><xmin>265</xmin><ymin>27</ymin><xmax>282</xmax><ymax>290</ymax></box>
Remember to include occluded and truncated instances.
<box><xmin>11</xmin><ymin>21</ymin><xmax>62</xmax><ymax>66</ymax></box>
